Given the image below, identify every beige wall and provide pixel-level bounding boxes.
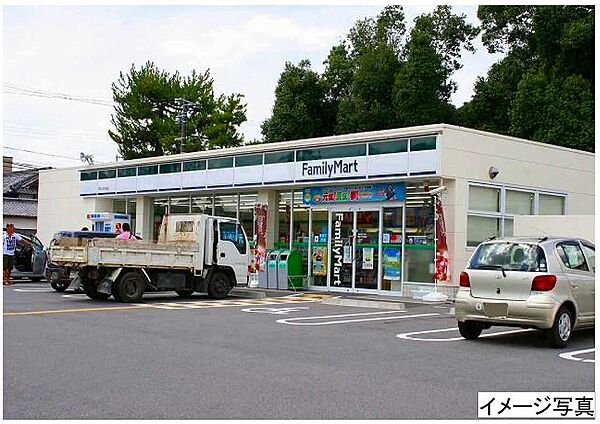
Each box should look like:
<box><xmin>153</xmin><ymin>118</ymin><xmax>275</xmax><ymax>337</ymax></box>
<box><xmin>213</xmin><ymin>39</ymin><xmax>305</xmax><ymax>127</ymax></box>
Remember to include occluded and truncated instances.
<box><xmin>514</xmin><ymin>215</ymin><xmax>595</xmax><ymax>243</ymax></box>
<box><xmin>37</xmin><ymin>168</ymin><xmax>113</xmax><ymax>246</ymax></box>
<box><xmin>440</xmin><ymin>127</ymin><xmax>595</xmax><ymax>284</ymax></box>
<box><xmin>3</xmin><ymin>216</ymin><xmax>36</xmax><ymax>234</ymax></box>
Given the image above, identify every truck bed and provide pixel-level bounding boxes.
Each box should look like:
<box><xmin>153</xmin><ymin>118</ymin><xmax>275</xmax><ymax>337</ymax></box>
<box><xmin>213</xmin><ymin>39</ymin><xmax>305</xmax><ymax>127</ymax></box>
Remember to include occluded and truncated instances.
<box><xmin>49</xmin><ymin>237</ymin><xmax>201</xmax><ymax>270</ymax></box>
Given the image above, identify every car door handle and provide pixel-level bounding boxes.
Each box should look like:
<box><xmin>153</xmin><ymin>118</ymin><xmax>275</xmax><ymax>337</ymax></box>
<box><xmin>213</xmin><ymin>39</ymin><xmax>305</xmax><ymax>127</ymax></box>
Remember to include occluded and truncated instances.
<box><xmin>220</xmin><ymin>252</ymin><xmax>226</xmax><ymax>258</ymax></box>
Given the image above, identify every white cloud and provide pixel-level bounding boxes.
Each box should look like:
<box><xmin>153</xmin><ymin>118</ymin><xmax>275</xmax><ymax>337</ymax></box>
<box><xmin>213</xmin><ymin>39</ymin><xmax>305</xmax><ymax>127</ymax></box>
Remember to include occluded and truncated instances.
<box><xmin>3</xmin><ymin>5</ymin><xmax>503</xmax><ymax>168</ymax></box>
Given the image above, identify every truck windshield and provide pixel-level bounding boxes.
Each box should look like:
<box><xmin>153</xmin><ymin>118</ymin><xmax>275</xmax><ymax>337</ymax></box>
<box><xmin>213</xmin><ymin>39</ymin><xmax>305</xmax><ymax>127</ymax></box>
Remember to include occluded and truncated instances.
<box><xmin>469</xmin><ymin>242</ymin><xmax>547</xmax><ymax>272</ymax></box>
<box><xmin>220</xmin><ymin>222</ymin><xmax>247</xmax><ymax>254</ymax></box>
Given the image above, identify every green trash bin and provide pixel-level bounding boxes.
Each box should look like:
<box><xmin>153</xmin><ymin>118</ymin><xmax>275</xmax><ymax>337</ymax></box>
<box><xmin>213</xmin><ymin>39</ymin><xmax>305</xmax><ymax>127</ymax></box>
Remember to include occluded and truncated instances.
<box><xmin>277</xmin><ymin>250</ymin><xmax>303</xmax><ymax>289</ymax></box>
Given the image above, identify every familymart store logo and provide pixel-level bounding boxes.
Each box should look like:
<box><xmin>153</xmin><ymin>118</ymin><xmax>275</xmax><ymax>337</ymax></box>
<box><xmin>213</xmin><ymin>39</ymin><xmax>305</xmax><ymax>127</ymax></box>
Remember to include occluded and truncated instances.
<box><xmin>297</xmin><ymin>158</ymin><xmax>366</xmax><ymax>181</ymax></box>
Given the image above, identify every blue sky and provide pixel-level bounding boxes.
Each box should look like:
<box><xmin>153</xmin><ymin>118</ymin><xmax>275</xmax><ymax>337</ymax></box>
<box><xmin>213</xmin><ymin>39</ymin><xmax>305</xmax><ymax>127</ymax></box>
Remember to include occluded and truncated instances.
<box><xmin>3</xmin><ymin>5</ymin><xmax>503</xmax><ymax>168</ymax></box>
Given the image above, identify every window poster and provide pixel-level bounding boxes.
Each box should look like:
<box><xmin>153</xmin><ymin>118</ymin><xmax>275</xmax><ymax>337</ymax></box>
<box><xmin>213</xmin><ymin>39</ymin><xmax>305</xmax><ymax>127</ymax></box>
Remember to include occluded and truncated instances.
<box><xmin>383</xmin><ymin>247</ymin><xmax>401</xmax><ymax>280</ymax></box>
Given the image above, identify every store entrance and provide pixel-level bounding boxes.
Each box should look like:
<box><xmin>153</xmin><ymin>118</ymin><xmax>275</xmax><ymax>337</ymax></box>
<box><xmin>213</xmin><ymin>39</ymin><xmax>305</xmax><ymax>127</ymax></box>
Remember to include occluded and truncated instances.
<box><xmin>329</xmin><ymin>209</ymin><xmax>380</xmax><ymax>291</ymax></box>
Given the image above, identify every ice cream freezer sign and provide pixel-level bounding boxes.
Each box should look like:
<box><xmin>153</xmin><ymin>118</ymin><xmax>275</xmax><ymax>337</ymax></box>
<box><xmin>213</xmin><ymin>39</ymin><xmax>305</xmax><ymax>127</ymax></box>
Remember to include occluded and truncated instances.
<box><xmin>303</xmin><ymin>183</ymin><xmax>406</xmax><ymax>205</ymax></box>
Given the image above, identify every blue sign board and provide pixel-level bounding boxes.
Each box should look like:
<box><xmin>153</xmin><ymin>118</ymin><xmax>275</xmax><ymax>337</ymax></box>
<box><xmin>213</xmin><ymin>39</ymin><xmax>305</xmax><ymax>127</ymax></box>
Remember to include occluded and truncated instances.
<box><xmin>303</xmin><ymin>183</ymin><xmax>405</xmax><ymax>205</ymax></box>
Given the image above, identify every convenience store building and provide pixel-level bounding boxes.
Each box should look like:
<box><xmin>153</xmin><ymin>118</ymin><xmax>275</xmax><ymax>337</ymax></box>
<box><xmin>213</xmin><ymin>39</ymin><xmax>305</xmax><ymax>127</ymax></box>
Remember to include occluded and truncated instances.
<box><xmin>37</xmin><ymin>124</ymin><xmax>594</xmax><ymax>297</ymax></box>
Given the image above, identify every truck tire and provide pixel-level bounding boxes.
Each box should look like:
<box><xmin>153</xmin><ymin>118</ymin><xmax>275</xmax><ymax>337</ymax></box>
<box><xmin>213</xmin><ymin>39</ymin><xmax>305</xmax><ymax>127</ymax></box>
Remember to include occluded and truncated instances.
<box><xmin>51</xmin><ymin>281</ymin><xmax>70</xmax><ymax>292</ymax></box>
<box><xmin>207</xmin><ymin>272</ymin><xmax>231</xmax><ymax>299</ymax></box>
<box><xmin>175</xmin><ymin>290</ymin><xmax>194</xmax><ymax>298</ymax></box>
<box><xmin>115</xmin><ymin>271</ymin><xmax>145</xmax><ymax>303</ymax></box>
<box><xmin>83</xmin><ymin>281</ymin><xmax>111</xmax><ymax>301</ymax></box>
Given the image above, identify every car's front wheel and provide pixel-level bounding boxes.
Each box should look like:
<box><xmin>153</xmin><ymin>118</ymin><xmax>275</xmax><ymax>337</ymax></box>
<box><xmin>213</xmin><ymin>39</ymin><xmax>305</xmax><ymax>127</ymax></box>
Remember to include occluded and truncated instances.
<box><xmin>548</xmin><ymin>306</ymin><xmax>573</xmax><ymax>348</ymax></box>
<box><xmin>458</xmin><ymin>321</ymin><xmax>483</xmax><ymax>340</ymax></box>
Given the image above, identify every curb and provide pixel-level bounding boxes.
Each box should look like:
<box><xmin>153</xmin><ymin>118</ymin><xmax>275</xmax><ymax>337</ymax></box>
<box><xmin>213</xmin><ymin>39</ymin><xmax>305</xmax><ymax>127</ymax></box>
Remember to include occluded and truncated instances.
<box><xmin>321</xmin><ymin>297</ymin><xmax>405</xmax><ymax>311</ymax></box>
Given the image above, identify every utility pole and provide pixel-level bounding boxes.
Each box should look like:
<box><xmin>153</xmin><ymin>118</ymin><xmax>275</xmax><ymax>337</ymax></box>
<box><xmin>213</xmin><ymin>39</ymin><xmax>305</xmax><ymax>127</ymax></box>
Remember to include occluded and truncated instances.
<box><xmin>176</xmin><ymin>97</ymin><xmax>196</xmax><ymax>154</ymax></box>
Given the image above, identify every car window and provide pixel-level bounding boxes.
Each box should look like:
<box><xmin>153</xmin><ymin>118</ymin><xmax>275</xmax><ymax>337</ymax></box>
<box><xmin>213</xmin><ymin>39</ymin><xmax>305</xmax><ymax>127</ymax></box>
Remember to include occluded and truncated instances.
<box><xmin>581</xmin><ymin>243</ymin><xmax>595</xmax><ymax>273</ymax></box>
<box><xmin>556</xmin><ymin>243</ymin><xmax>589</xmax><ymax>272</ymax></box>
<box><xmin>469</xmin><ymin>242</ymin><xmax>547</xmax><ymax>272</ymax></box>
<box><xmin>219</xmin><ymin>222</ymin><xmax>247</xmax><ymax>254</ymax></box>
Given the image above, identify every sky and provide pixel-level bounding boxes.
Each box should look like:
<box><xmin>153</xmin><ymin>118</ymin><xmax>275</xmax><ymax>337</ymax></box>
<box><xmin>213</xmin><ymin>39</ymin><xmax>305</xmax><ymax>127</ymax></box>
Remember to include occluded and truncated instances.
<box><xmin>3</xmin><ymin>5</ymin><xmax>504</xmax><ymax>170</ymax></box>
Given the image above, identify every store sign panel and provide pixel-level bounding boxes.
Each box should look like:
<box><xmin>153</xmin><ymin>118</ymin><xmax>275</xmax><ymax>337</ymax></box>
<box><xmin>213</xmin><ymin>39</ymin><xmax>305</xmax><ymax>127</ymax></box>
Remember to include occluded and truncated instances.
<box><xmin>296</xmin><ymin>157</ymin><xmax>367</xmax><ymax>181</ymax></box>
<box><xmin>303</xmin><ymin>183</ymin><xmax>406</xmax><ymax>205</ymax></box>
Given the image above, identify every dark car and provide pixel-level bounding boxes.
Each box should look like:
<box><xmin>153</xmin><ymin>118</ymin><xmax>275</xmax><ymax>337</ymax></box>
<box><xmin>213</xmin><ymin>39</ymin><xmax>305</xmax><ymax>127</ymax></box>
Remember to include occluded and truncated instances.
<box><xmin>46</xmin><ymin>230</ymin><xmax>140</xmax><ymax>292</ymax></box>
<box><xmin>11</xmin><ymin>233</ymin><xmax>46</xmax><ymax>282</ymax></box>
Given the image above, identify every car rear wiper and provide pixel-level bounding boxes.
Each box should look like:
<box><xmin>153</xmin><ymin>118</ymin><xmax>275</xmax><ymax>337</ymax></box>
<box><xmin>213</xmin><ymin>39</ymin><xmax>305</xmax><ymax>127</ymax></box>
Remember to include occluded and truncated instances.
<box><xmin>474</xmin><ymin>265</ymin><xmax>507</xmax><ymax>278</ymax></box>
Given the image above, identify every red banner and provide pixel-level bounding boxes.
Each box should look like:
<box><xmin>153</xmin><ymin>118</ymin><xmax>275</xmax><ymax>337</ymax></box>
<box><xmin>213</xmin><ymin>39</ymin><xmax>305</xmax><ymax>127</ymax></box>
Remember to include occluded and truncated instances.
<box><xmin>434</xmin><ymin>196</ymin><xmax>450</xmax><ymax>282</ymax></box>
<box><xmin>253</xmin><ymin>204</ymin><xmax>268</xmax><ymax>272</ymax></box>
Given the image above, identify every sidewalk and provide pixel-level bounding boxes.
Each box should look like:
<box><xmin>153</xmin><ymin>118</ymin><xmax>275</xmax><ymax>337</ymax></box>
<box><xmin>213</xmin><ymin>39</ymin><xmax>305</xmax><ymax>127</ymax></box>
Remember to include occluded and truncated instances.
<box><xmin>231</xmin><ymin>286</ymin><xmax>454</xmax><ymax>310</ymax></box>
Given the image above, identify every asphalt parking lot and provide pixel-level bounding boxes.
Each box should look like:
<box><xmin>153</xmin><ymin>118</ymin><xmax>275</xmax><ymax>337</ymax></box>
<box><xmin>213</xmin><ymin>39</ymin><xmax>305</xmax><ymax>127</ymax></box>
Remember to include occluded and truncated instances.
<box><xmin>3</xmin><ymin>281</ymin><xmax>595</xmax><ymax>419</ymax></box>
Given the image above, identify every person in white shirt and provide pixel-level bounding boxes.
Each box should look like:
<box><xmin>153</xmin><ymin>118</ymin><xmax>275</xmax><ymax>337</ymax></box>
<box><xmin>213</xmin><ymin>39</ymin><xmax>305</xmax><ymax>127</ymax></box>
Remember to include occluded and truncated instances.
<box><xmin>3</xmin><ymin>223</ymin><xmax>32</xmax><ymax>286</ymax></box>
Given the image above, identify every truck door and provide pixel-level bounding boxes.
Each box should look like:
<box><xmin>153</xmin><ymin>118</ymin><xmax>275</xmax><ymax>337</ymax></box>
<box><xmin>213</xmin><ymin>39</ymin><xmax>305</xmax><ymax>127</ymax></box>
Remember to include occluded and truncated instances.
<box><xmin>217</xmin><ymin>221</ymin><xmax>249</xmax><ymax>285</ymax></box>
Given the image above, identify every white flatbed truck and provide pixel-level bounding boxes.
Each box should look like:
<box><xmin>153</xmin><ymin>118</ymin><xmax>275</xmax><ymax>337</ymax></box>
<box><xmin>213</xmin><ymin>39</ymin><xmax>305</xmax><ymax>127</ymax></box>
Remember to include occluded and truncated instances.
<box><xmin>48</xmin><ymin>214</ymin><xmax>249</xmax><ymax>302</ymax></box>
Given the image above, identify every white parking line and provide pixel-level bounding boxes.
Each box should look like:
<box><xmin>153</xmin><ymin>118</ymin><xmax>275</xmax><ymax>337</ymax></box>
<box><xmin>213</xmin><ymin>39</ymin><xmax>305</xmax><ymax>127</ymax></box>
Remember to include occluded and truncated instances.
<box><xmin>12</xmin><ymin>288</ymin><xmax>54</xmax><ymax>293</ymax></box>
<box><xmin>396</xmin><ymin>327</ymin><xmax>534</xmax><ymax>341</ymax></box>
<box><xmin>559</xmin><ymin>348</ymin><xmax>595</xmax><ymax>363</ymax></box>
<box><xmin>277</xmin><ymin>311</ymin><xmax>439</xmax><ymax>326</ymax></box>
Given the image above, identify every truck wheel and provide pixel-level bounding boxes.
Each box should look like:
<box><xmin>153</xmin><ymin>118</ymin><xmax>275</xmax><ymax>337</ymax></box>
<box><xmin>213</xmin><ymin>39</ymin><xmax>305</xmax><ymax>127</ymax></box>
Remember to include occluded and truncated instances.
<box><xmin>175</xmin><ymin>290</ymin><xmax>194</xmax><ymax>298</ymax></box>
<box><xmin>208</xmin><ymin>272</ymin><xmax>231</xmax><ymax>299</ymax></box>
<box><xmin>51</xmin><ymin>281</ymin><xmax>70</xmax><ymax>292</ymax></box>
<box><xmin>115</xmin><ymin>272</ymin><xmax>145</xmax><ymax>303</ymax></box>
<box><xmin>458</xmin><ymin>321</ymin><xmax>483</xmax><ymax>340</ymax></box>
<box><xmin>548</xmin><ymin>306</ymin><xmax>573</xmax><ymax>348</ymax></box>
<box><xmin>83</xmin><ymin>281</ymin><xmax>111</xmax><ymax>301</ymax></box>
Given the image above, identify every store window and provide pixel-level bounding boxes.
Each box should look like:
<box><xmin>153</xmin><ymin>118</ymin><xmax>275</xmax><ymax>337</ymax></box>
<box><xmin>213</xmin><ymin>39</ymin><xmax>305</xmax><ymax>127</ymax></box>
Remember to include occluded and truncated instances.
<box><xmin>310</xmin><ymin>209</ymin><xmax>329</xmax><ymax>287</ymax></box>
<box><xmin>128</xmin><ymin>198</ymin><xmax>137</xmax><ymax>234</ymax></box>
<box><xmin>277</xmin><ymin>191</ymin><xmax>293</xmax><ymax>245</ymax></box>
<box><xmin>239</xmin><ymin>193</ymin><xmax>257</xmax><ymax>239</ymax></box>
<box><xmin>296</xmin><ymin>144</ymin><xmax>365</xmax><ymax>162</ymax></box>
<box><xmin>382</xmin><ymin>207</ymin><xmax>403</xmax><ymax>291</ymax></box>
<box><xmin>506</xmin><ymin>190</ymin><xmax>534</xmax><ymax>215</ymax></box>
<box><xmin>159</xmin><ymin>163</ymin><xmax>181</xmax><ymax>174</ymax></box>
<box><xmin>152</xmin><ymin>198</ymin><xmax>168</xmax><ymax>240</ymax></box>
<box><xmin>183</xmin><ymin>160</ymin><xmax>206</xmax><ymax>171</ymax></box>
<box><xmin>235</xmin><ymin>154</ymin><xmax>263</xmax><ymax>167</ymax></box>
<box><xmin>169</xmin><ymin>196</ymin><xmax>191</xmax><ymax>214</ymax></box>
<box><xmin>208</xmin><ymin>157</ymin><xmax>233</xmax><ymax>169</ymax></box>
<box><xmin>113</xmin><ymin>199</ymin><xmax>126</xmax><ymax>213</ymax></box>
<box><xmin>80</xmin><ymin>171</ymin><xmax>97</xmax><ymax>181</ymax></box>
<box><xmin>404</xmin><ymin>205</ymin><xmax>435</xmax><ymax>283</ymax></box>
<box><xmin>214</xmin><ymin>194</ymin><xmax>237</xmax><ymax>218</ymax></box>
<box><xmin>467</xmin><ymin>184</ymin><xmax>567</xmax><ymax>246</ymax></box>
<box><xmin>369</xmin><ymin>139</ymin><xmax>408</xmax><ymax>155</ymax></box>
<box><xmin>192</xmin><ymin>195</ymin><xmax>213</xmax><ymax>215</ymax></box>
<box><xmin>409</xmin><ymin>136</ymin><xmax>436</xmax><ymax>151</ymax></box>
<box><xmin>138</xmin><ymin>165</ymin><xmax>158</xmax><ymax>176</ymax></box>
<box><xmin>265</xmin><ymin>151</ymin><xmax>294</xmax><ymax>164</ymax></box>
<box><xmin>118</xmin><ymin>167</ymin><xmax>136</xmax><ymax>177</ymax></box>
<box><xmin>99</xmin><ymin>169</ymin><xmax>116</xmax><ymax>179</ymax></box>
<box><xmin>539</xmin><ymin>194</ymin><xmax>565</xmax><ymax>215</ymax></box>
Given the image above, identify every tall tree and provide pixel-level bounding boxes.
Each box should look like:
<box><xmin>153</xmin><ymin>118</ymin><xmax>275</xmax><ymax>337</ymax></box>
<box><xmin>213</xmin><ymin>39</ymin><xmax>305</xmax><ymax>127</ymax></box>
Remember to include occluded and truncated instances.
<box><xmin>109</xmin><ymin>61</ymin><xmax>246</xmax><ymax>159</ymax></box>
<box><xmin>261</xmin><ymin>60</ymin><xmax>330</xmax><ymax>143</ymax></box>
<box><xmin>462</xmin><ymin>5</ymin><xmax>594</xmax><ymax>151</ymax></box>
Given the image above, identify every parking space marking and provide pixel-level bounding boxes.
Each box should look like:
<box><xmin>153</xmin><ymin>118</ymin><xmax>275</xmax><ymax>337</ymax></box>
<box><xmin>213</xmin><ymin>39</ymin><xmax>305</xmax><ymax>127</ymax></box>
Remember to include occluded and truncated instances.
<box><xmin>559</xmin><ymin>348</ymin><xmax>595</xmax><ymax>363</ymax></box>
<box><xmin>12</xmin><ymin>288</ymin><xmax>55</xmax><ymax>293</ymax></box>
<box><xmin>3</xmin><ymin>305</ymin><xmax>148</xmax><ymax>316</ymax></box>
<box><xmin>396</xmin><ymin>327</ymin><xmax>534</xmax><ymax>341</ymax></box>
<box><xmin>242</xmin><ymin>307</ymin><xmax>310</xmax><ymax>315</ymax></box>
<box><xmin>277</xmin><ymin>311</ymin><xmax>439</xmax><ymax>326</ymax></box>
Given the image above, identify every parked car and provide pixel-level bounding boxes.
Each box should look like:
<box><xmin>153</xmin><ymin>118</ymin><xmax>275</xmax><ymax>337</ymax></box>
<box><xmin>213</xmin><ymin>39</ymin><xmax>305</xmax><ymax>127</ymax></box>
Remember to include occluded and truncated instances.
<box><xmin>11</xmin><ymin>233</ymin><xmax>46</xmax><ymax>282</ymax></box>
<box><xmin>455</xmin><ymin>237</ymin><xmax>595</xmax><ymax>348</ymax></box>
<box><xmin>46</xmin><ymin>230</ymin><xmax>142</xmax><ymax>292</ymax></box>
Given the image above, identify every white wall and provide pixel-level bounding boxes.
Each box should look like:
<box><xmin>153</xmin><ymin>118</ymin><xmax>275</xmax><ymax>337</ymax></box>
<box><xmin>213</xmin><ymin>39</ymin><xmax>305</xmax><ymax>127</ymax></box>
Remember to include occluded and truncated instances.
<box><xmin>37</xmin><ymin>168</ymin><xmax>113</xmax><ymax>246</ymax></box>
<box><xmin>3</xmin><ymin>216</ymin><xmax>36</xmax><ymax>234</ymax></box>
<box><xmin>514</xmin><ymin>215</ymin><xmax>595</xmax><ymax>243</ymax></box>
<box><xmin>440</xmin><ymin>126</ymin><xmax>595</xmax><ymax>285</ymax></box>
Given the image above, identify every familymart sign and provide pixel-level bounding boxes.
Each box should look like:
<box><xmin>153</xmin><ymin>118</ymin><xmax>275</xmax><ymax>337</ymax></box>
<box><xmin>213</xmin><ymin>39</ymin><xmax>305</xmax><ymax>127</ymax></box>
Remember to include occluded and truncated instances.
<box><xmin>296</xmin><ymin>157</ymin><xmax>367</xmax><ymax>181</ymax></box>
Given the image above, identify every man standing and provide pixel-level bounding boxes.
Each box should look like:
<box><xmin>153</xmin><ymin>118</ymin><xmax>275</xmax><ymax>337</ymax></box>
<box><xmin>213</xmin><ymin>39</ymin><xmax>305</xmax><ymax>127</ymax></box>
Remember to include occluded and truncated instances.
<box><xmin>3</xmin><ymin>223</ymin><xmax>32</xmax><ymax>286</ymax></box>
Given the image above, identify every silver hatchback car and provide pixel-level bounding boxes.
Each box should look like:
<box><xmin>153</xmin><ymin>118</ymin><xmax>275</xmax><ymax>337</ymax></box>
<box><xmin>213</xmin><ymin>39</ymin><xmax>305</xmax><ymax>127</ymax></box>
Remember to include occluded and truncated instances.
<box><xmin>455</xmin><ymin>237</ymin><xmax>595</xmax><ymax>347</ymax></box>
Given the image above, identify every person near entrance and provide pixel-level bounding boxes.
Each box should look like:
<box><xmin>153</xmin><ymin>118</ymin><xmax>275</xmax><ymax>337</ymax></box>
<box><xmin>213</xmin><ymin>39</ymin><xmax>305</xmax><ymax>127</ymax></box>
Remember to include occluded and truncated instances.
<box><xmin>115</xmin><ymin>223</ymin><xmax>135</xmax><ymax>240</ymax></box>
<box><xmin>3</xmin><ymin>223</ymin><xmax>33</xmax><ymax>286</ymax></box>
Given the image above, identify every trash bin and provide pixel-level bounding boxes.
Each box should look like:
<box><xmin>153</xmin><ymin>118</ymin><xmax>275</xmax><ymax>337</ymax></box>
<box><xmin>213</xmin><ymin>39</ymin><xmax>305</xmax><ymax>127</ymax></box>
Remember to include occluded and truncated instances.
<box><xmin>266</xmin><ymin>250</ymin><xmax>281</xmax><ymax>289</ymax></box>
<box><xmin>277</xmin><ymin>250</ymin><xmax>303</xmax><ymax>289</ymax></box>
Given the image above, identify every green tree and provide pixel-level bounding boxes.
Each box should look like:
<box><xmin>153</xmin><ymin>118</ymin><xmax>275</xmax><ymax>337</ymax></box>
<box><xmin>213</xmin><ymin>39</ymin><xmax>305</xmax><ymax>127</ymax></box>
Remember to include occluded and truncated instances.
<box><xmin>261</xmin><ymin>60</ymin><xmax>330</xmax><ymax>143</ymax></box>
<box><xmin>109</xmin><ymin>61</ymin><xmax>246</xmax><ymax>159</ymax></box>
<box><xmin>463</xmin><ymin>5</ymin><xmax>594</xmax><ymax>151</ymax></box>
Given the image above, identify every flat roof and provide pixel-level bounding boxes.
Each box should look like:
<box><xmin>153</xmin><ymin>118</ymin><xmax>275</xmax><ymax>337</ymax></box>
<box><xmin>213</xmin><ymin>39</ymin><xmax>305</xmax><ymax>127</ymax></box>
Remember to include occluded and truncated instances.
<box><xmin>43</xmin><ymin>123</ymin><xmax>593</xmax><ymax>173</ymax></box>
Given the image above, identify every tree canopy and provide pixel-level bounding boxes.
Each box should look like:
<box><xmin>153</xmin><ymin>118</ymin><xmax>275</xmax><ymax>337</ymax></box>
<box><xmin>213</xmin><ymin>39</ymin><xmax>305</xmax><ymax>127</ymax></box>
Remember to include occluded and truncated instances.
<box><xmin>109</xmin><ymin>61</ymin><xmax>246</xmax><ymax>159</ymax></box>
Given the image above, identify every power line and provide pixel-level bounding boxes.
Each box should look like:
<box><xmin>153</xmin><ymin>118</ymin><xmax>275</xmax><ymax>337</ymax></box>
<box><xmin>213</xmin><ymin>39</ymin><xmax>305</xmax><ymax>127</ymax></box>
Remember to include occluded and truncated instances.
<box><xmin>4</xmin><ymin>82</ymin><xmax>113</xmax><ymax>107</ymax></box>
<box><xmin>3</xmin><ymin>146</ymin><xmax>84</xmax><ymax>161</ymax></box>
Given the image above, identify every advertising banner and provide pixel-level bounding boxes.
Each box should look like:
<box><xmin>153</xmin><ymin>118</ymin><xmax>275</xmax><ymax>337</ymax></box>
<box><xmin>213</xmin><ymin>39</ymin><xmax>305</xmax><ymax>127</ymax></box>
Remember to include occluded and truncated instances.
<box><xmin>434</xmin><ymin>196</ymin><xmax>450</xmax><ymax>282</ymax></box>
<box><xmin>362</xmin><ymin>247</ymin><xmax>374</xmax><ymax>270</ymax></box>
<box><xmin>312</xmin><ymin>246</ymin><xmax>327</xmax><ymax>276</ymax></box>
<box><xmin>253</xmin><ymin>204</ymin><xmax>268</xmax><ymax>272</ymax></box>
<box><xmin>303</xmin><ymin>183</ymin><xmax>406</xmax><ymax>205</ymax></box>
<box><xmin>383</xmin><ymin>247</ymin><xmax>401</xmax><ymax>280</ymax></box>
